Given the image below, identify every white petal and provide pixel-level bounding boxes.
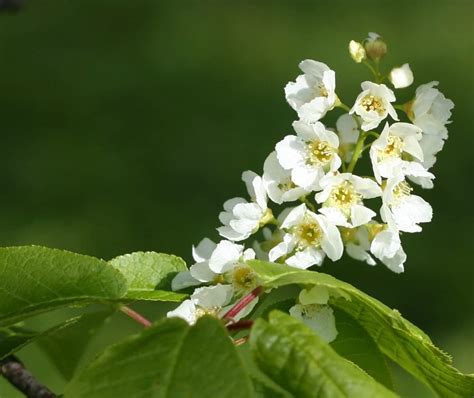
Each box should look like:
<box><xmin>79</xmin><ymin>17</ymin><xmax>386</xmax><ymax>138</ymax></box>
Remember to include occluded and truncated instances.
<box><xmin>350</xmin><ymin>204</ymin><xmax>376</xmax><ymax>227</ymax></box>
<box><xmin>167</xmin><ymin>300</ymin><xmax>197</xmax><ymax>324</ymax></box>
<box><xmin>275</xmin><ymin>135</ymin><xmax>306</xmax><ymax>170</ymax></box>
<box><xmin>268</xmin><ymin>234</ymin><xmax>294</xmax><ymax>262</ymax></box>
<box><xmin>191</xmin><ymin>284</ymin><xmax>234</xmax><ymax>309</ymax></box>
<box><xmin>217</xmin><ymin>225</ymin><xmax>248</xmax><ymax>241</ymax></box>
<box><xmin>370</xmin><ymin>229</ymin><xmax>401</xmax><ymax>259</ymax></box>
<box><xmin>281</xmin><ymin>204</ymin><xmax>307</xmax><ymax>229</ymax></box>
<box><xmin>190</xmin><ymin>261</ymin><xmax>216</xmax><ymax>282</ymax></box>
<box><xmin>289</xmin><ymin>304</ymin><xmax>338</xmax><ymax>343</ymax></box>
<box><xmin>192</xmin><ymin>238</ymin><xmax>217</xmax><ymax>262</ymax></box>
<box><xmin>171</xmin><ymin>271</ymin><xmax>201</xmax><ymax>291</ymax></box>
<box><xmin>389</xmin><ymin>64</ymin><xmax>414</xmax><ymax>89</ymax></box>
<box><xmin>391</xmin><ymin>195</ymin><xmax>432</xmax><ymax>233</ymax></box>
<box><xmin>208</xmin><ymin>240</ymin><xmax>243</xmax><ymax>273</ymax></box>
<box><xmin>381</xmin><ymin>247</ymin><xmax>406</xmax><ymax>273</ymax></box>
<box><xmin>291</xmin><ymin>165</ymin><xmax>322</xmax><ymax>191</ymax></box>
<box><xmin>318</xmin><ymin>207</ymin><xmax>350</xmax><ymax>227</ymax></box>
<box><xmin>286</xmin><ymin>247</ymin><xmax>324</xmax><ymax>269</ymax></box>
<box><xmin>317</xmin><ymin>215</ymin><xmax>343</xmax><ymax>261</ymax></box>
<box><xmin>346</xmin><ymin>243</ymin><xmax>376</xmax><ymax>266</ymax></box>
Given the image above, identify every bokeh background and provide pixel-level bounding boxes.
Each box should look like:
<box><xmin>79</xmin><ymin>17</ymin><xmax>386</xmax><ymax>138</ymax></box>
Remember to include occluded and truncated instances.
<box><xmin>0</xmin><ymin>0</ymin><xmax>472</xmax><ymax>396</ymax></box>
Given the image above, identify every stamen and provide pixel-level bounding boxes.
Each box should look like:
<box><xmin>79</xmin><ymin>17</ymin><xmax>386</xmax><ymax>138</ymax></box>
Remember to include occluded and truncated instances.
<box><xmin>307</xmin><ymin>140</ymin><xmax>335</xmax><ymax>166</ymax></box>
<box><xmin>360</xmin><ymin>94</ymin><xmax>385</xmax><ymax>115</ymax></box>
<box><xmin>379</xmin><ymin>135</ymin><xmax>404</xmax><ymax>159</ymax></box>
<box><xmin>294</xmin><ymin>215</ymin><xmax>323</xmax><ymax>249</ymax></box>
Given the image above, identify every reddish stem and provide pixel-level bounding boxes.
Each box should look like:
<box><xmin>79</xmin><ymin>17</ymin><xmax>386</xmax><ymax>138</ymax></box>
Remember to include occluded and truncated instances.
<box><xmin>226</xmin><ymin>319</ymin><xmax>254</xmax><ymax>332</ymax></box>
<box><xmin>120</xmin><ymin>305</ymin><xmax>152</xmax><ymax>328</ymax></box>
<box><xmin>223</xmin><ymin>286</ymin><xmax>262</xmax><ymax>320</ymax></box>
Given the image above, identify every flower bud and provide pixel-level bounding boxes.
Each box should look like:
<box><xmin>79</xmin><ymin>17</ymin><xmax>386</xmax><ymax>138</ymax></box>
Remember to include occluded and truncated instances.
<box><xmin>348</xmin><ymin>40</ymin><xmax>366</xmax><ymax>63</ymax></box>
<box><xmin>389</xmin><ymin>63</ymin><xmax>414</xmax><ymax>89</ymax></box>
<box><xmin>364</xmin><ymin>32</ymin><xmax>387</xmax><ymax>62</ymax></box>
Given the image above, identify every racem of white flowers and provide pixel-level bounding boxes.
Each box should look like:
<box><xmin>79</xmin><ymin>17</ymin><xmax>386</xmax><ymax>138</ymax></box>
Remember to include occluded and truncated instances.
<box><xmin>168</xmin><ymin>33</ymin><xmax>454</xmax><ymax>341</ymax></box>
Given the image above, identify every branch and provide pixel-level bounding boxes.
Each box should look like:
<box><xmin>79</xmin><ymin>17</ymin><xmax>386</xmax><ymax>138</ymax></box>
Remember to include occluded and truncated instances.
<box><xmin>0</xmin><ymin>355</ymin><xmax>56</xmax><ymax>398</ymax></box>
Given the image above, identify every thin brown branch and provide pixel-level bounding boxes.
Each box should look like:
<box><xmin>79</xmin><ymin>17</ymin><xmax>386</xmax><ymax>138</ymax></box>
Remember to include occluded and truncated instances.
<box><xmin>0</xmin><ymin>355</ymin><xmax>56</xmax><ymax>398</ymax></box>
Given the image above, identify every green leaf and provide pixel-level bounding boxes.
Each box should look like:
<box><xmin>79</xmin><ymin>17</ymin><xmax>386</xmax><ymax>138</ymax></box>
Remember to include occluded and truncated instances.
<box><xmin>0</xmin><ymin>325</ymin><xmax>37</xmax><ymax>359</ymax></box>
<box><xmin>124</xmin><ymin>290</ymin><xmax>187</xmax><ymax>302</ymax></box>
<box><xmin>37</xmin><ymin>310</ymin><xmax>113</xmax><ymax>380</ymax></box>
<box><xmin>331</xmin><ymin>309</ymin><xmax>393</xmax><ymax>389</ymax></box>
<box><xmin>65</xmin><ymin>316</ymin><xmax>254</xmax><ymax>398</ymax></box>
<box><xmin>0</xmin><ymin>317</ymin><xmax>84</xmax><ymax>360</ymax></box>
<box><xmin>249</xmin><ymin>260</ymin><xmax>474</xmax><ymax>398</ymax></box>
<box><xmin>250</xmin><ymin>311</ymin><xmax>398</xmax><ymax>398</ymax></box>
<box><xmin>109</xmin><ymin>252</ymin><xmax>187</xmax><ymax>301</ymax></box>
<box><xmin>237</xmin><ymin>344</ymin><xmax>292</xmax><ymax>398</ymax></box>
<box><xmin>0</xmin><ymin>246</ymin><xmax>127</xmax><ymax>326</ymax></box>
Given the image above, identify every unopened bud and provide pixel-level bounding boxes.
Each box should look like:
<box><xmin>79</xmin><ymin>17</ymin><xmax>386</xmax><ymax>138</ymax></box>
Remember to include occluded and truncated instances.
<box><xmin>389</xmin><ymin>63</ymin><xmax>414</xmax><ymax>89</ymax></box>
<box><xmin>349</xmin><ymin>40</ymin><xmax>366</xmax><ymax>63</ymax></box>
<box><xmin>364</xmin><ymin>32</ymin><xmax>387</xmax><ymax>62</ymax></box>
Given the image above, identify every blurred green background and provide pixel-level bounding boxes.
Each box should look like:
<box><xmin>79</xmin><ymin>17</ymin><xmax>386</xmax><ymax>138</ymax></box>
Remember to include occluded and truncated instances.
<box><xmin>0</xmin><ymin>0</ymin><xmax>472</xmax><ymax>396</ymax></box>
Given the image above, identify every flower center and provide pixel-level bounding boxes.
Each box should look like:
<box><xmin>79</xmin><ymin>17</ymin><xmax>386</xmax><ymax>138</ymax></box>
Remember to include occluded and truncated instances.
<box><xmin>316</xmin><ymin>83</ymin><xmax>328</xmax><ymax>97</ymax></box>
<box><xmin>361</xmin><ymin>94</ymin><xmax>385</xmax><ymax>115</ymax></box>
<box><xmin>379</xmin><ymin>135</ymin><xmax>404</xmax><ymax>159</ymax></box>
<box><xmin>195</xmin><ymin>307</ymin><xmax>220</xmax><ymax>319</ymax></box>
<box><xmin>278</xmin><ymin>179</ymin><xmax>297</xmax><ymax>191</ymax></box>
<box><xmin>327</xmin><ymin>181</ymin><xmax>361</xmax><ymax>213</ymax></box>
<box><xmin>232</xmin><ymin>265</ymin><xmax>257</xmax><ymax>291</ymax></box>
<box><xmin>295</xmin><ymin>216</ymin><xmax>322</xmax><ymax>249</ymax></box>
<box><xmin>307</xmin><ymin>140</ymin><xmax>335</xmax><ymax>166</ymax></box>
<box><xmin>393</xmin><ymin>180</ymin><xmax>412</xmax><ymax>201</ymax></box>
<box><xmin>300</xmin><ymin>303</ymin><xmax>324</xmax><ymax>318</ymax></box>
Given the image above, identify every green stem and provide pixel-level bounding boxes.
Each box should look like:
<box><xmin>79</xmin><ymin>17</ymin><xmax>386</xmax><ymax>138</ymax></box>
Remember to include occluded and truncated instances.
<box><xmin>299</xmin><ymin>195</ymin><xmax>316</xmax><ymax>212</ymax></box>
<box><xmin>337</xmin><ymin>102</ymin><xmax>351</xmax><ymax>113</ymax></box>
<box><xmin>362</xmin><ymin>60</ymin><xmax>378</xmax><ymax>78</ymax></box>
<box><xmin>346</xmin><ymin>131</ymin><xmax>367</xmax><ymax>173</ymax></box>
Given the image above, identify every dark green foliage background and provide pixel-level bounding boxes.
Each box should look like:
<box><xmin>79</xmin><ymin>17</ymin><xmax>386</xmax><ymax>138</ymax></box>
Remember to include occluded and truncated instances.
<box><xmin>0</xmin><ymin>0</ymin><xmax>472</xmax><ymax>396</ymax></box>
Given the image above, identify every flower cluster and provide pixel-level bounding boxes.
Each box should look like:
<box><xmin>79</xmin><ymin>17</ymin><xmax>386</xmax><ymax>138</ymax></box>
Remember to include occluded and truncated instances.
<box><xmin>168</xmin><ymin>33</ymin><xmax>454</xmax><ymax>341</ymax></box>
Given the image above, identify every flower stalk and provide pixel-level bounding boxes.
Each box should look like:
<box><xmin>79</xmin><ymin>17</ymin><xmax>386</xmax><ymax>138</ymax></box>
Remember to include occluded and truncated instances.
<box><xmin>120</xmin><ymin>305</ymin><xmax>152</xmax><ymax>328</ymax></box>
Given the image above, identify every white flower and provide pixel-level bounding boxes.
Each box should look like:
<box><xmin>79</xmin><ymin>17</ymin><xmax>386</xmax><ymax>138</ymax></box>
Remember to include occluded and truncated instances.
<box><xmin>171</xmin><ymin>238</ymin><xmax>218</xmax><ymax>290</ymax></box>
<box><xmin>342</xmin><ymin>223</ymin><xmax>406</xmax><ymax>272</ymax></box>
<box><xmin>350</xmin><ymin>81</ymin><xmax>398</xmax><ymax>131</ymax></box>
<box><xmin>315</xmin><ymin>173</ymin><xmax>381</xmax><ymax>227</ymax></box>
<box><xmin>289</xmin><ymin>286</ymin><xmax>338</xmax><ymax>342</ymax></box>
<box><xmin>342</xmin><ymin>226</ymin><xmax>376</xmax><ymax>266</ymax></box>
<box><xmin>207</xmin><ymin>240</ymin><xmax>255</xmax><ymax>274</ymax></box>
<box><xmin>284</xmin><ymin>60</ymin><xmax>337</xmax><ymax>123</ymax></box>
<box><xmin>408</xmin><ymin>134</ymin><xmax>445</xmax><ymax>189</ymax></box>
<box><xmin>370</xmin><ymin>227</ymin><xmax>406</xmax><ymax>273</ymax></box>
<box><xmin>349</xmin><ymin>40</ymin><xmax>366</xmax><ymax>63</ymax></box>
<box><xmin>218</xmin><ymin>171</ymin><xmax>270</xmax><ymax>241</ymax></box>
<box><xmin>275</xmin><ymin>120</ymin><xmax>341</xmax><ymax>191</ymax></box>
<box><xmin>262</xmin><ymin>151</ymin><xmax>308</xmax><ymax>204</ymax></box>
<box><xmin>336</xmin><ymin>113</ymin><xmax>359</xmax><ymax>163</ymax></box>
<box><xmin>369</xmin><ymin>122</ymin><xmax>425</xmax><ymax>183</ymax></box>
<box><xmin>172</xmin><ymin>238</ymin><xmax>217</xmax><ymax>290</ymax></box>
<box><xmin>389</xmin><ymin>64</ymin><xmax>414</xmax><ymax>89</ymax></box>
<box><xmin>381</xmin><ymin>175</ymin><xmax>432</xmax><ymax>233</ymax></box>
<box><xmin>410</xmin><ymin>81</ymin><xmax>454</xmax><ymax>138</ymax></box>
<box><xmin>194</xmin><ymin>240</ymin><xmax>259</xmax><ymax>297</ymax></box>
<box><xmin>167</xmin><ymin>284</ymin><xmax>233</xmax><ymax>325</ymax></box>
<box><xmin>407</xmin><ymin>82</ymin><xmax>454</xmax><ymax>189</ymax></box>
<box><xmin>269</xmin><ymin>204</ymin><xmax>343</xmax><ymax>269</ymax></box>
